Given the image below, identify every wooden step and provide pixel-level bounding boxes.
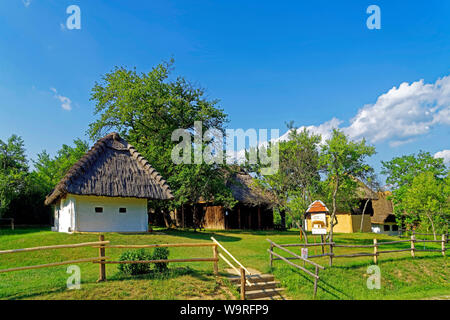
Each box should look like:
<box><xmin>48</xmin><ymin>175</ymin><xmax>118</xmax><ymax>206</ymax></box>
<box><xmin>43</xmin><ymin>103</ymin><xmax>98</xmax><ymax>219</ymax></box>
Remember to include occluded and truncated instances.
<box><xmin>235</xmin><ymin>281</ymin><xmax>279</xmax><ymax>291</ymax></box>
<box><xmin>228</xmin><ymin>274</ymin><xmax>275</xmax><ymax>284</ymax></box>
<box><xmin>245</xmin><ymin>288</ymin><xmax>285</xmax><ymax>300</ymax></box>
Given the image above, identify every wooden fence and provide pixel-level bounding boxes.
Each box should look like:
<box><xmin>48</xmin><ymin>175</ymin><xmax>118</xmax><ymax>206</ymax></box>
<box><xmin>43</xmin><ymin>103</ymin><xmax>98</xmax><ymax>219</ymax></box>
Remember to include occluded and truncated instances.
<box><xmin>93</xmin><ymin>235</ymin><xmax>219</xmax><ymax>281</ymax></box>
<box><xmin>271</xmin><ymin>234</ymin><xmax>447</xmax><ymax>267</ymax></box>
<box><xmin>0</xmin><ymin>240</ymin><xmax>110</xmax><ymax>274</ymax></box>
<box><xmin>399</xmin><ymin>230</ymin><xmax>449</xmax><ymax>243</ymax></box>
<box><xmin>267</xmin><ymin>239</ymin><xmax>324</xmax><ymax>298</ymax></box>
<box><xmin>0</xmin><ymin>235</ymin><xmax>219</xmax><ymax>283</ymax></box>
<box><xmin>211</xmin><ymin>237</ymin><xmax>252</xmax><ymax>300</ymax></box>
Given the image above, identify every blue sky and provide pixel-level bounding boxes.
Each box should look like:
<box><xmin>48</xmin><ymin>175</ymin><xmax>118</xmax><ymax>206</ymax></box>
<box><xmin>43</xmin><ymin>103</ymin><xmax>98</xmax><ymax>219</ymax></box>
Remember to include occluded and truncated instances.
<box><xmin>0</xmin><ymin>0</ymin><xmax>449</xmax><ymax>178</ymax></box>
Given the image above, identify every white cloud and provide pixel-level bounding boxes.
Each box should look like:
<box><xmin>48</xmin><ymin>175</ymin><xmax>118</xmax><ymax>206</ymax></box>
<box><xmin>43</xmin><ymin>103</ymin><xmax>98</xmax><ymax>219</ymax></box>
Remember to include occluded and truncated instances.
<box><xmin>343</xmin><ymin>76</ymin><xmax>450</xmax><ymax>144</ymax></box>
<box><xmin>434</xmin><ymin>150</ymin><xmax>450</xmax><ymax>165</ymax></box>
<box><xmin>50</xmin><ymin>87</ymin><xmax>72</xmax><ymax>111</ymax></box>
<box><xmin>22</xmin><ymin>0</ymin><xmax>31</xmax><ymax>8</ymax></box>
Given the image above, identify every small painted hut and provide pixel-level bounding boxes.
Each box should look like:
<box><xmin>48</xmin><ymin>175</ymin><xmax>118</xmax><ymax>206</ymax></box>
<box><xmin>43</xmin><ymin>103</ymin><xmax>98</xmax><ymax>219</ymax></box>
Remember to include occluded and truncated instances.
<box><xmin>45</xmin><ymin>132</ymin><xmax>173</xmax><ymax>233</ymax></box>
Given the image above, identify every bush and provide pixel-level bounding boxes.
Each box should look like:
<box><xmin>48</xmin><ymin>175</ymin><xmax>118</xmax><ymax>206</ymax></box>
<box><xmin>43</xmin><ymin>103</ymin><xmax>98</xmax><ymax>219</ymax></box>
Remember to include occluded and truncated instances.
<box><xmin>118</xmin><ymin>249</ymin><xmax>152</xmax><ymax>275</ymax></box>
<box><xmin>152</xmin><ymin>247</ymin><xmax>169</xmax><ymax>273</ymax></box>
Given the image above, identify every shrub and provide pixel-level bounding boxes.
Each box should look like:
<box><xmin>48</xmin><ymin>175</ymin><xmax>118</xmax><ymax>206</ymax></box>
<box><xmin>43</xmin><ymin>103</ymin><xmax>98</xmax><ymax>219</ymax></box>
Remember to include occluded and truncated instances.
<box><xmin>151</xmin><ymin>247</ymin><xmax>169</xmax><ymax>273</ymax></box>
<box><xmin>118</xmin><ymin>249</ymin><xmax>152</xmax><ymax>275</ymax></box>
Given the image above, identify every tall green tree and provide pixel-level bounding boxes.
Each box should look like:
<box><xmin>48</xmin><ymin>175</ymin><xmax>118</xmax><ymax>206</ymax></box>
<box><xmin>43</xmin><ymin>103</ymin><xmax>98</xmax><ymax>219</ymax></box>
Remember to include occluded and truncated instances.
<box><xmin>0</xmin><ymin>135</ymin><xmax>28</xmax><ymax>217</ymax></box>
<box><xmin>381</xmin><ymin>151</ymin><xmax>447</xmax><ymax>230</ymax></box>
<box><xmin>320</xmin><ymin>129</ymin><xmax>376</xmax><ymax>241</ymax></box>
<box><xmin>87</xmin><ymin>61</ymin><xmax>235</xmax><ymax>228</ymax></box>
<box><xmin>32</xmin><ymin>139</ymin><xmax>89</xmax><ymax>193</ymax></box>
<box><xmin>403</xmin><ymin>171</ymin><xmax>449</xmax><ymax>239</ymax></box>
<box><xmin>252</xmin><ymin>127</ymin><xmax>322</xmax><ymax>239</ymax></box>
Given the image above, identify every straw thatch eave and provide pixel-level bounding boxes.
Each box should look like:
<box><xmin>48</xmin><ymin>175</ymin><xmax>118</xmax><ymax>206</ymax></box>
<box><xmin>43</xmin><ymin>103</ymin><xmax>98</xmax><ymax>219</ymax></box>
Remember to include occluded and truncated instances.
<box><xmin>226</xmin><ymin>171</ymin><xmax>275</xmax><ymax>208</ymax></box>
<box><xmin>45</xmin><ymin>132</ymin><xmax>173</xmax><ymax>205</ymax></box>
<box><xmin>371</xmin><ymin>191</ymin><xmax>395</xmax><ymax>224</ymax></box>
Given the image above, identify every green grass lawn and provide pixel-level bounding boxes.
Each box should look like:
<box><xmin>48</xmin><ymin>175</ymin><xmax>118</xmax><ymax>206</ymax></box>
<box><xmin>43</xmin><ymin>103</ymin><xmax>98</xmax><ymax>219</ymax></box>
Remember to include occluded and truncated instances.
<box><xmin>0</xmin><ymin>227</ymin><xmax>448</xmax><ymax>300</ymax></box>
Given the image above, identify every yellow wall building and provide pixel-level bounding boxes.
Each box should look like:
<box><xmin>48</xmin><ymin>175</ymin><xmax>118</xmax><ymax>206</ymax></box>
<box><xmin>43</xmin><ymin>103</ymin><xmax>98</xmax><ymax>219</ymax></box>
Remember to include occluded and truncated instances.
<box><xmin>306</xmin><ymin>212</ymin><xmax>372</xmax><ymax>234</ymax></box>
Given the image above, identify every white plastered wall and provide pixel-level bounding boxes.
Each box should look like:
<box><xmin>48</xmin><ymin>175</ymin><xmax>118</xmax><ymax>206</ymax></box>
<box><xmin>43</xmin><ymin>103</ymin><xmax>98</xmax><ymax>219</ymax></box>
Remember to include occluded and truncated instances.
<box><xmin>71</xmin><ymin>194</ymin><xmax>148</xmax><ymax>232</ymax></box>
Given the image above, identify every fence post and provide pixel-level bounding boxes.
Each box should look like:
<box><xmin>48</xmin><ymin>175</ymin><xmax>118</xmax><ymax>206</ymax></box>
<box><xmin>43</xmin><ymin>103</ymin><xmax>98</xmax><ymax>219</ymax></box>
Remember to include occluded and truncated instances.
<box><xmin>442</xmin><ymin>234</ymin><xmax>446</xmax><ymax>257</ymax></box>
<box><xmin>329</xmin><ymin>242</ymin><xmax>333</xmax><ymax>267</ymax></box>
<box><xmin>240</xmin><ymin>267</ymin><xmax>246</xmax><ymax>300</ymax></box>
<box><xmin>11</xmin><ymin>218</ymin><xmax>14</xmax><ymax>231</ymax></box>
<box><xmin>213</xmin><ymin>244</ymin><xmax>219</xmax><ymax>275</ymax></box>
<box><xmin>410</xmin><ymin>235</ymin><xmax>415</xmax><ymax>258</ymax></box>
<box><xmin>97</xmin><ymin>234</ymin><xmax>106</xmax><ymax>282</ymax></box>
<box><xmin>269</xmin><ymin>243</ymin><xmax>273</xmax><ymax>269</ymax></box>
<box><xmin>313</xmin><ymin>266</ymin><xmax>318</xmax><ymax>298</ymax></box>
<box><xmin>320</xmin><ymin>235</ymin><xmax>325</xmax><ymax>255</ymax></box>
<box><xmin>373</xmin><ymin>239</ymin><xmax>378</xmax><ymax>264</ymax></box>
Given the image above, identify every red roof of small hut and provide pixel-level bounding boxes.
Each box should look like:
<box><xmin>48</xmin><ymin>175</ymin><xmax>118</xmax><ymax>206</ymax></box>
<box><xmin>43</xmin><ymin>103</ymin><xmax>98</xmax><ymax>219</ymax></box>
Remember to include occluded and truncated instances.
<box><xmin>306</xmin><ymin>200</ymin><xmax>329</xmax><ymax>215</ymax></box>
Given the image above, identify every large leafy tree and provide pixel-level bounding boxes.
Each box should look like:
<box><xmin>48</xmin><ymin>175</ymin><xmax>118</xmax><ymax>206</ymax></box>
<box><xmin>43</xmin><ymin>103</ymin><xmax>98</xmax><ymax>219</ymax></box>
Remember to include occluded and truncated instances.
<box><xmin>252</xmin><ymin>127</ymin><xmax>322</xmax><ymax>238</ymax></box>
<box><xmin>403</xmin><ymin>171</ymin><xmax>449</xmax><ymax>239</ymax></box>
<box><xmin>0</xmin><ymin>135</ymin><xmax>29</xmax><ymax>217</ymax></box>
<box><xmin>87</xmin><ymin>61</ymin><xmax>235</xmax><ymax>227</ymax></box>
<box><xmin>381</xmin><ymin>151</ymin><xmax>447</xmax><ymax>229</ymax></box>
<box><xmin>32</xmin><ymin>139</ymin><xmax>89</xmax><ymax>193</ymax></box>
<box><xmin>320</xmin><ymin>129</ymin><xmax>376</xmax><ymax>241</ymax></box>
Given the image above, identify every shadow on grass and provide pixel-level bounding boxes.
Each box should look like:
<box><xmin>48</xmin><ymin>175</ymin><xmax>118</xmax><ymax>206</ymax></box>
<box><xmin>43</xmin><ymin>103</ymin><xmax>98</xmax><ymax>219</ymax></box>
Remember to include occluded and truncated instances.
<box><xmin>0</xmin><ymin>227</ymin><xmax>52</xmax><ymax>236</ymax></box>
<box><xmin>8</xmin><ymin>267</ymin><xmax>208</xmax><ymax>300</ymax></box>
<box><xmin>160</xmin><ymin>228</ymin><xmax>302</xmax><ymax>242</ymax></box>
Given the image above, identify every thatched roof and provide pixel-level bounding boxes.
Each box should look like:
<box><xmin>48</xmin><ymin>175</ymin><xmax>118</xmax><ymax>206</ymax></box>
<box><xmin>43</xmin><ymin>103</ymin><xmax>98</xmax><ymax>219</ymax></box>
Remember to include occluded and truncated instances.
<box><xmin>226</xmin><ymin>172</ymin><xmax>275</xmax><ymax>207</ymax></box>
<box><xmin>45</xmin><ymin>132</ymin><xmax>173</xmax><ymax>205</ymax></box>
<box><xmin>355</xmin><ymin>179</ymin><xmax>379</xmax><ymax>200</ymax></box>
<box><xmin>371</xmin><ymin>191</ymin><xmax>395</xmax><ymax>224</ymax></box>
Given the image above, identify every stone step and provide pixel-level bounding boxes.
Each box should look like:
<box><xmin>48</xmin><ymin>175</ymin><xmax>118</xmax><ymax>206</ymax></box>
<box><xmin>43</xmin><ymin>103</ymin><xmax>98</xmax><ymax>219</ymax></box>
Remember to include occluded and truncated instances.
<box><xmin>228</xmin><ymin>274</ymin><xmax>275</xmax><ymax>284</ymax></box>
<box><xmin>245</xmin><ymin>288</ymin><xmax>285</xmax><ymax>300</ymax></box>
<box><xmin>234</xmin><ymin>281</ymin><xmax>279</xmax><ymax>291</ymax></box>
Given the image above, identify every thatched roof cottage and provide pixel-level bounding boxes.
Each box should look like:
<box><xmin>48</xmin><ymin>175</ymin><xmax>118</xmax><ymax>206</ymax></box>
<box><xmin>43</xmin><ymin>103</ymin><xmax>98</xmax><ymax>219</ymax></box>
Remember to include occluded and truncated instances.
<box><xmin>46</xmin><ymin>132</ymin><xmax>173</xmax><ymax>233</ymax></box>
<box><xmin>174</xmin><ymin>171</ymin><xmax>275</xmax><ymax>230</ymax></box>
<box><xmin>370</xmin><ymin>191</ymin><xmax>399</xmax><ymax>235</ymax></box>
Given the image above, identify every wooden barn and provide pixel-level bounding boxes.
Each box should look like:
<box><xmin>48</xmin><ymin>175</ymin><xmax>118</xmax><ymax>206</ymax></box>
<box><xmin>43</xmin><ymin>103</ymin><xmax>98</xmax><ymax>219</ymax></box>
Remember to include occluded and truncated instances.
<box><xmin>173</xmin><ymin>171</ymin><xmax>274</xmax><ymax>230</ymax></box>
<box><xmin>45</xmin><ymin>132</ymin><xmax>173</xmax><ymax>233</ymax></box>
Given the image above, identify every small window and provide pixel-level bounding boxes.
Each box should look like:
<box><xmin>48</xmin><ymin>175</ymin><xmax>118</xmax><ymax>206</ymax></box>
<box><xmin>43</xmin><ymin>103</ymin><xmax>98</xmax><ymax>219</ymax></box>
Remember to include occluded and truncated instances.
<box><xmin>384</xmin><ymin>225</ymin><xmax>390</xmax><ymax>231</ymax></box>
<box><xmin>119</xmin><ymin>208</ymin><xmax>127</xmax><ymax>213</ymax></box>
<box><xmin>95</xmin><ymin>207</ymin><xmax>103</xmax><ymax>213</ymax></box>
<box><xmin>392</xmin><ymin>225</ymin><xmax>398</xmax><ymax>231</ymax></box>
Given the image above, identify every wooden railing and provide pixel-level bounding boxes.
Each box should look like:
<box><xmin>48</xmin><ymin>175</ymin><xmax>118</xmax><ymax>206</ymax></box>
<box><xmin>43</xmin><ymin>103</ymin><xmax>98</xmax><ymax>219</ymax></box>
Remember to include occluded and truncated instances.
<box><xmin>94</xmin><ymin>235</ymin><xmax>219</xmax><ymax>281</ymax></box>
<box><xmin>267</xmin><ymin>239</ymin><xmax>324</xmax><ymax>298</ymax></box>
<box><xmin>0</xmin><ymin>235</ymin><xmax>219</xmax><ymax>283</ymax></box>
<box><xmin>211</xmin><ymin>237</ymin><xmax>252</xmax><ymax>300</ymax></box>
<box><xmin>0</xmin><ymin>240</ymin><xmax>110</xmax><ymax>274</ymax></box>
<box><xmin>273</xmin><ymin>234</ymin><xmax>447</xmax><ymax>266</ymax></box>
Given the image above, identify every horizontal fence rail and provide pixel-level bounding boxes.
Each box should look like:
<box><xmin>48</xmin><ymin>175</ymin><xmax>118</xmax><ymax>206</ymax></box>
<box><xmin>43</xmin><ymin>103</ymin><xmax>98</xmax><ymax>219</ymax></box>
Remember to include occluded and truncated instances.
<box><xmin>0</xmin><ymin>240</ymin><xmax>110</xmax><ymax>274</ymax></box>
<box><xmin>273</xmin><ymin>234</ymin><xmax>447</xmax><ymax>267</ymax></box>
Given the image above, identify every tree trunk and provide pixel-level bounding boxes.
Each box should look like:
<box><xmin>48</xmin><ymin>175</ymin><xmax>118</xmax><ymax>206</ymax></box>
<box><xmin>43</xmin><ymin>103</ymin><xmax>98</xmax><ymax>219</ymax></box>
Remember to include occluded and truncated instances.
<box><xmin>426</xmin><ymin>212</ymin><xmax>437</xmax><ymax>240</ymax></box>
<box><xmin>360</xmin><ymin>199</ymin><xmax>370</xmax><ymax>232</ymax></box>
<box><xmin>296</xmin><ymin>220</ymin><xmax>308</xmax><ymax>244</ymax></box>
<box><xmin>328</xmin><ymin>176</ymin><xmax>339</xmax><ymax>242</ymax></box>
